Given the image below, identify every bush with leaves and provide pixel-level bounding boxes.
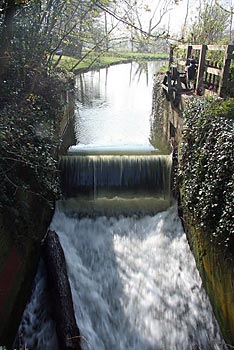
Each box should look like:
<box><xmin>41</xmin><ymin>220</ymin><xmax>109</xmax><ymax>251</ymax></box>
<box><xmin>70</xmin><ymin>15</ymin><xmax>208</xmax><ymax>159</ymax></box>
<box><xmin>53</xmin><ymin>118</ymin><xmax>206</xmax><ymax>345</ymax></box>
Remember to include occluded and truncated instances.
<box><xmin>0</xmin><ymin>68</ymin><xmax>73</xmax><ymax>242</ymax></box>
<box><xmin>179</xmin><ymin>97</ymin><xmax>234</xmax><ymax>250</ymax></box>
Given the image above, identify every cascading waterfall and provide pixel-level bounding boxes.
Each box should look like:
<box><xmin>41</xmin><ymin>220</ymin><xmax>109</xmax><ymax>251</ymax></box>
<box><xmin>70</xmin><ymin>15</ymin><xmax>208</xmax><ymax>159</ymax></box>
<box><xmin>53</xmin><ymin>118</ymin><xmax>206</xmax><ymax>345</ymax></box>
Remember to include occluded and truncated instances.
<box><xmin>49</xmin><ymin>205</ymin><xmax>225</xmax><ymax>350</ymax></box>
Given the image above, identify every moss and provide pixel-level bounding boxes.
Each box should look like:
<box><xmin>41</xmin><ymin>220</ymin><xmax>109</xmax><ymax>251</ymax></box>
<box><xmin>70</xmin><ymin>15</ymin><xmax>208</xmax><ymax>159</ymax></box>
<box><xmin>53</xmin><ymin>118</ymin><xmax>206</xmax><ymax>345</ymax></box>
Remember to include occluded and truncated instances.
<box><xmin>157</xmin><ymin>64</ymin><xmax>169</xmax><ymax>74</ymax></box>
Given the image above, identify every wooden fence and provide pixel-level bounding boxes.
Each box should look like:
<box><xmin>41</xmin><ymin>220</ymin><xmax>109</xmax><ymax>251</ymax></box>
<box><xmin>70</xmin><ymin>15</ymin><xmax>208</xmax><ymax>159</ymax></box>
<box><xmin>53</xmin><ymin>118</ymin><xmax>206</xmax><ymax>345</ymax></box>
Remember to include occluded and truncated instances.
<box><xmin>169</xmin><ymin>44</ymin><xmax>234</xmax><ymax>98</ymax></box>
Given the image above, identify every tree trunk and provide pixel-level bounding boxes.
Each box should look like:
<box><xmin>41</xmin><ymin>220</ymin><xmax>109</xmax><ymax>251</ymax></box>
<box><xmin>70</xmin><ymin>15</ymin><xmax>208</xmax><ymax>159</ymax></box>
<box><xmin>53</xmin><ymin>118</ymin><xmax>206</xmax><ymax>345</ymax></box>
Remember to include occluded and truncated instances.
<box><xmin>43</xmin><ymin>230</ymin><xmax>81</xmax><ymax>350</ymax></box>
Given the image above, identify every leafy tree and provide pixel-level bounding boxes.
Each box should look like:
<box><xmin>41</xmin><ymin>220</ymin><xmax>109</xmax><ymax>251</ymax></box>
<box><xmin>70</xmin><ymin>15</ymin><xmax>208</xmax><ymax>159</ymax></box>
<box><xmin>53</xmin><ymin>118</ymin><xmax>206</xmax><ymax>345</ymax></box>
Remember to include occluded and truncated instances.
<box><xmin>185</xmin><ymin>0</ymin><xmax>230</xmax><ymax>44</ymax></box>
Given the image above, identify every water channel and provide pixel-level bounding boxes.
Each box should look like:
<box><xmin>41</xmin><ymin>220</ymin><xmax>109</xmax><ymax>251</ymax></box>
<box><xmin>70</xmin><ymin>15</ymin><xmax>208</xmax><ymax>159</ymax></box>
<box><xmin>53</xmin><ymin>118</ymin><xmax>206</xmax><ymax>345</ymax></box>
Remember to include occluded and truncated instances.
<box><xmin>75</xmin><ymin>61</ymin><xmax>161</xmax><ymax>146</ymax></box>
<box><xmin>18</xmin><ymin>61</ymin><xmax>226</xmax><ymax>350</ymax></box>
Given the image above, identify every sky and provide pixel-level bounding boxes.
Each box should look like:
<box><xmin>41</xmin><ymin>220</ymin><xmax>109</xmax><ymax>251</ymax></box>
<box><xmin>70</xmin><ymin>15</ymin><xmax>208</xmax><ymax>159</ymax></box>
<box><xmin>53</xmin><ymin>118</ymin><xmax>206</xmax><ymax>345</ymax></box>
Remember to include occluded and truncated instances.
<box><xmin>136</xmin><ymin>0</ymin><xmax>199</xmax><ymax>37</ymax></box>
<box><xmin>159</xmin><ymin>0</ymin><xmax>198</xmax><ymax>35</ymax></box>
<box><xmin>167</xmin><ymin>0</ymin><xmax>195</xmax><ymax>34</ymax></box>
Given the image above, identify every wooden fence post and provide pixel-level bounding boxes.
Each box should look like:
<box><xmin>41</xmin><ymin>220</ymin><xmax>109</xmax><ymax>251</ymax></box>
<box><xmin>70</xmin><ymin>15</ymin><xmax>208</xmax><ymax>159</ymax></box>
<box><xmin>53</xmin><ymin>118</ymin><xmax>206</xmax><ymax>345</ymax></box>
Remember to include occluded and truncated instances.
<box><xmin>169</xmin><ymin>44</ymin><xmax>174</xmax><ymax>68</ymax></box>
<box><xmin>196</xmin><ymin>45</ymin><xmax>207</xmax><ymax>92</ymax></box>
<box><xmin>186</xmin><ymin>45</ymin><xmax>192</xmax><ymax>64</ymax></box>
<box><xmin>218</xmin><ymin>44</ymin><xmax>234</xmax><ymax>97</ymax></box>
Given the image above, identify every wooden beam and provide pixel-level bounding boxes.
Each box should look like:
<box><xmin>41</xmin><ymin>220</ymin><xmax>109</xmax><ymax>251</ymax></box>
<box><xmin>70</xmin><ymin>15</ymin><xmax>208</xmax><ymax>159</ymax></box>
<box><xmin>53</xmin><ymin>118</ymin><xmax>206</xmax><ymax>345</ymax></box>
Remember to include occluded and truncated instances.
<box><xmin>196</xmin><ymin>45</ymin><xmax>207</xmax><ymax>91</ymax></box>
<box><xmin>186</xmin><ymin>45</ymin><xmax>192</xmax><ymax>63</ymax></box>
<box><xmin>218</xmin><ymin>45</ymin><xmax>234</xmax><ymax>97</ymax></box>
<box><xmin>192</xmin><ymin>45</ymin><xmax>202</xmax><ymax>50</ymax></box>
<box><xmin>205</xmin><ymin>66</ymin><xmax>222</xmax><ymax>76</ymax></box>
<box><xmin>178</xmin><ymin>45</ymin><xmax>187</xmax><ymax>50</ymax></box>
<box><xmin>207</xmin><ymin>45</ymin><xmax>227</xmax><ymax>51</ymax></box>
<box><xmin>43</xmin><ymin>230</ymin><xmax>81</xmax><ymax>350</ymax></box>
<box><xmin>169</xmin><ymin>44</ymin><xmax>174</xmax><ymax>67</ymax></box>
<box><xmin>178</xmin><ymin>44</ymin><xmax>228</xmax><ymax>52</ymax></box>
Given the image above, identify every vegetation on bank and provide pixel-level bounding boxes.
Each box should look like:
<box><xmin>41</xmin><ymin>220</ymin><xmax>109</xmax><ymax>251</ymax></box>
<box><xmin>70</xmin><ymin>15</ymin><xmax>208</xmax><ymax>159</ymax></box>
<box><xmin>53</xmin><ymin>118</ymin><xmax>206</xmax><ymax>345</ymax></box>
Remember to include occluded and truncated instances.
<box><xmin>0</xmin><ymin>69</ymin><xmax>72</xmax><ymax>244</ymax></box>
<box><xmin>55</xmin><ymin>52</ymin><xmax>168</xmax><ymax>72</ymax></box>
<box><xmin>179</xmin><ymin>98</ymin><xmax>234</xmax><ymax>253</ymax></box>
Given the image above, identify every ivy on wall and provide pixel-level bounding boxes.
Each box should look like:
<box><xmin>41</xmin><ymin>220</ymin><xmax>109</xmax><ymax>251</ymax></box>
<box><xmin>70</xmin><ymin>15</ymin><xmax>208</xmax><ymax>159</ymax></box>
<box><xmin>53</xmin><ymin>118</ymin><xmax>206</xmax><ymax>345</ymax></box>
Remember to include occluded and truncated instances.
<box><xmin>179</xmin><ymin>98</ymin><xmax>234</xmax><ymax>249</ymax></box>
<box><xmin>0</xmin><ymin>69</ymin><xmax>72</xmax><ymax>243</ymax></box>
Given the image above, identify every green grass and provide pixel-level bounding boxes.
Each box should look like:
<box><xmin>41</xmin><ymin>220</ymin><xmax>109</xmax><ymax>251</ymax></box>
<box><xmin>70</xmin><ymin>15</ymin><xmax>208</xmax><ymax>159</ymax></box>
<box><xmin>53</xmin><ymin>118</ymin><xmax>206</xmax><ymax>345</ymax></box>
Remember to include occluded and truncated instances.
<box><xmin>54</xmin><ymin>51</ymin><xmax>168</xmax><ymax>72</ymax></box>
<box><xmin>115</xmin><ymin>51</ymin><xmax>168</xmax><ymax>60</ymax></box>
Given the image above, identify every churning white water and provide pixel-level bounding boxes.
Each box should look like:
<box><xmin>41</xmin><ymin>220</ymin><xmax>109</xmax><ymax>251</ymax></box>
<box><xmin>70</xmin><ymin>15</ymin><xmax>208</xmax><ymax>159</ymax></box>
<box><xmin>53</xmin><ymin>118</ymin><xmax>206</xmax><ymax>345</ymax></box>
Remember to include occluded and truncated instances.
<box><xmin>50</xmin><ymin>205</ymin><xmax>225</xmax><ymax>350</ymax></box>
<box><xmin>17</xmin><ymin>261</ymin><xmax>58</xmax><ymax>350</ymax></box>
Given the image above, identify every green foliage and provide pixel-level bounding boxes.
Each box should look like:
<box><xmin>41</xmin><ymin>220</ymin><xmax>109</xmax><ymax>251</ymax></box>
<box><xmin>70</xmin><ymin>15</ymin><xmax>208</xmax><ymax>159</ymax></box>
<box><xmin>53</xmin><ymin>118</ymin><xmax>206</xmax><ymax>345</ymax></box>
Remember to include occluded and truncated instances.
<box><xmin>179</xmin><ymin>98</ymin><xmax>234</xmax><ymax>249</ymax></box>
<box><xmin>0</xmin><ymin>70</ymin><xmax>71</xmax><ymax>242</ymax></box>
<box><xmin>56</xmin><ymin>52</ymin><xmax>167</xmax><ymax>71</ymax></box>
<box><xmin>185</xmin><ymin>2</ymin><xmax>230</xmax><ymax>44</ymax></box>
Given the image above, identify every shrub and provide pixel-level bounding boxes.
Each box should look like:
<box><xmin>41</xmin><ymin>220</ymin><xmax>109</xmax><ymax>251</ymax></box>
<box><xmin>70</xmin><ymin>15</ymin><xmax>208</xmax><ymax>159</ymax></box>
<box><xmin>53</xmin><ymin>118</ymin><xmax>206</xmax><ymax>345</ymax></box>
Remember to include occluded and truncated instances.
<box><xmin>179</xmin><ymin>98</ymin><xmax>234</xmax><ymax>249</ymax></box>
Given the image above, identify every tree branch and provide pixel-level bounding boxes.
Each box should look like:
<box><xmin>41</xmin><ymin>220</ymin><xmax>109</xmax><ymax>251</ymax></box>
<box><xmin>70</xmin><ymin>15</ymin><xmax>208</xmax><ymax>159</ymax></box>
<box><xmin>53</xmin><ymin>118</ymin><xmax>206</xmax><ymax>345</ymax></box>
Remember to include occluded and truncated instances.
<box><xmin>214</xmin><ymin>0</ymin><xmax>233</xmax><ymax>14</ymax></box>
<box><xmin>70</xmin><ymin>21</ymin><xmax>120</xmax><ymax>72</ymax></box>
<box><xmin>95</xmin><ymin>1</ymin><xmax>182</xmax><ymax>42</ymax></box>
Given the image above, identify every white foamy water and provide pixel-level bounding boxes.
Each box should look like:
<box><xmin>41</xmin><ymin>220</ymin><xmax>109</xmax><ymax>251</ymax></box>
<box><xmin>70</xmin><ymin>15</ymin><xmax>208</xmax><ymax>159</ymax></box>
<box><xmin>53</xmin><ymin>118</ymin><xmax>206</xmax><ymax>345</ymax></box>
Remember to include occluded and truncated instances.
<box><xmin>50</xmin><ymin>205</ymin><xmax>225</xmax><ymax>350</ymax></box>
<box><xmin>16</xmin><ymin>261</ymin><xmax>58</xmax><ymax>350</ymax></box>
<box><xmin>68</xmin><ymin>143</ymin><xmax>158</xmax><ymax>155</ymax></box>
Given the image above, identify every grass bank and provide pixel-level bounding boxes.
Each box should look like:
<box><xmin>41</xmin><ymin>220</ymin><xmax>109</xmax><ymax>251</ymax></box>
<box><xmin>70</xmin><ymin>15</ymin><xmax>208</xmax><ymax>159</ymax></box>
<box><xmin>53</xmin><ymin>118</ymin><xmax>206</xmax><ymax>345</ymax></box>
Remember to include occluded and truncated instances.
<box><xmin>54</xmin><ymin>51</ymin><xmax>168</xmax><ymax>72</ymax></box>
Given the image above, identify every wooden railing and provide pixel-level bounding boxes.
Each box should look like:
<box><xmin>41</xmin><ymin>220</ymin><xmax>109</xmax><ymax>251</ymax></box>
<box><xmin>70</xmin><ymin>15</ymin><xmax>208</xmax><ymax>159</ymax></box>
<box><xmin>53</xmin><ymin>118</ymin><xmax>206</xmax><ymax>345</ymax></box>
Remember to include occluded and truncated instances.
<box><xmin>170</xmin><ymin>44</ymin><xmax>234</xmax><ymax>98</ymax></box>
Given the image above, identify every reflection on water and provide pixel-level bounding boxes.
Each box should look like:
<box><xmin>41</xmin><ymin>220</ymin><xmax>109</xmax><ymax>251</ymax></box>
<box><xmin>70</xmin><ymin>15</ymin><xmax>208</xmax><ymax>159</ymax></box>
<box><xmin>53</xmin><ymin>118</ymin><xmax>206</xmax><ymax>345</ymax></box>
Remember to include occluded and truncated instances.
<box><xmin>75</xmin><ymin>61</ymin><xmax>169</xmax><ymax>152</ymax></box>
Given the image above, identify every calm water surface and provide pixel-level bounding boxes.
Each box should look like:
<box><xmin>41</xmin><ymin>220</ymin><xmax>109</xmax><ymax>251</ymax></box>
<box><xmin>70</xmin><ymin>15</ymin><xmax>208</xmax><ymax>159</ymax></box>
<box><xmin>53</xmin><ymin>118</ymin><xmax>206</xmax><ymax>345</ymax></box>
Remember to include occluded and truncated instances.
<box><xmin>75</xmin><ymin>61</ymin><xmax>166</xmax><ymax>149</ymax></box>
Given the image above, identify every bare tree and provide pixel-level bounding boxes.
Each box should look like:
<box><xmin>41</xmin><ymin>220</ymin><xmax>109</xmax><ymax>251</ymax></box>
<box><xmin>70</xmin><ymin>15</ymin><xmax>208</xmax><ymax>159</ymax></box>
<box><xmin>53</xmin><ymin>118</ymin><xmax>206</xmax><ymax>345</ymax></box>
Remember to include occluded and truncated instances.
<box><xmin>96</xmin><ymin>0</ymin><xmax>182</xmax><ymax>52</ymax></box>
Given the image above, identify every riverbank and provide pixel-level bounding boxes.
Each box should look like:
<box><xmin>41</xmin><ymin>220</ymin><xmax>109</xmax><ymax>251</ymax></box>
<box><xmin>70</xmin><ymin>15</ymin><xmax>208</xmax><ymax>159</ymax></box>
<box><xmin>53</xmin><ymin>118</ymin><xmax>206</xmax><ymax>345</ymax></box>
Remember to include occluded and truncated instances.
<box><xmin>55</xmin><ymin>52</ymin><xmax>168</xmax><ymax>72</ymax></box>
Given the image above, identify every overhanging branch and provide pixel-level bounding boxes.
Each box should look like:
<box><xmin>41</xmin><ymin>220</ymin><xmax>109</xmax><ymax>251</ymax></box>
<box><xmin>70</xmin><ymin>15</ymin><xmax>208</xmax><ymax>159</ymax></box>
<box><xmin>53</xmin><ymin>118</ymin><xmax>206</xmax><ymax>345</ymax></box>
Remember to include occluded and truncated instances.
<box><xmin>95</xmin><ymin>1</ymin><xmax>183</xmax><ymax>43</ymax></box>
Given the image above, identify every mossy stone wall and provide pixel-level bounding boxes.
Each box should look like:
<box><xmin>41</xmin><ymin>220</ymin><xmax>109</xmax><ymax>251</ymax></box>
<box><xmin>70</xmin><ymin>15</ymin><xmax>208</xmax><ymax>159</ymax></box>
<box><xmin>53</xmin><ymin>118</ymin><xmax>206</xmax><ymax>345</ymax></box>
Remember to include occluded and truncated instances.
<box><xmin>181</xmin><ymin>210</ymin><xmax>234</xmax><ymax>345</ymax></box>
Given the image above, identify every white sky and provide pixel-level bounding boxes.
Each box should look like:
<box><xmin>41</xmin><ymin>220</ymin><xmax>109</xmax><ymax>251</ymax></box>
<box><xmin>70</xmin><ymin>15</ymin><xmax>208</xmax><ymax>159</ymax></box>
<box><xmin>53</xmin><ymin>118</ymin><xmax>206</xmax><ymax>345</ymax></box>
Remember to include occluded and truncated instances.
<box><xmin>167</xmin><ymin>0</ymin><xmax>196</xmax><ymax>34</ymax></box>
<box><xmin>155</xmin><ymin>0</ymin><xmax>198</xmax><ymax>35</ymax></box>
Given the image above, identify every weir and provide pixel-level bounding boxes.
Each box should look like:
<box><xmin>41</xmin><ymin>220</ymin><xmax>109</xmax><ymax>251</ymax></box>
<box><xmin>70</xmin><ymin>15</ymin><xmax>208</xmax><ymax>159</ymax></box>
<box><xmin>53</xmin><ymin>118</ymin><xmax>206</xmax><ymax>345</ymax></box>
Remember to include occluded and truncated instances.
<box><xmin>59</xmin><ymin>154</ymin><xmax>172</xmax><ymax>202</ymax></box>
